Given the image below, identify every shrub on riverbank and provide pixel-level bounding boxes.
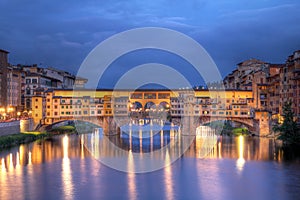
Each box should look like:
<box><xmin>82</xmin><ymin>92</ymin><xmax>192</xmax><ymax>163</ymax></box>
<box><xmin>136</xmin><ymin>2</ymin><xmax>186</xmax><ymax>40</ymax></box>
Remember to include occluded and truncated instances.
<box><xmin>273</xmin><ymin>101</ymin><xmax>300</xmax><ymax>145</ymax></box>
<box><xmin>206</xmin><ymin>121</ymin><xmax>249</xmax><ymax>136</ymax></box>
<box><xmin>232</xmin><ymin>127</ymin><xmax>249</xmax><ymax>136</ymax></box>
<box><xmin>50</xmin><ymin>125</ymin><xmax>76</xmax><ymax>134</ymax></box>
<box><xmin>0</xmin><ymin>133</ymin><xmax>48</xmax><ymax>150</ymax></box>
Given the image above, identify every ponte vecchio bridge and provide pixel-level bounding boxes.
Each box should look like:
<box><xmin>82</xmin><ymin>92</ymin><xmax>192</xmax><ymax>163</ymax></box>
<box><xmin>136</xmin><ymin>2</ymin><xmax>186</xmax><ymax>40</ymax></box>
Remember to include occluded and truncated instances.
<box><xmin>33</xmin><ymin>89</ymin><xmax>270</xmax><ymax>136</ymax></box>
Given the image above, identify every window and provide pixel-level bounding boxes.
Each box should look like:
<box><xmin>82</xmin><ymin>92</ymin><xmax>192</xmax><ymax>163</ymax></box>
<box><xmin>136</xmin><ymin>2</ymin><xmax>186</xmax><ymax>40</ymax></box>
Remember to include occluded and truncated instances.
<box><xmin>26</xmin><ymin>88</ymin><xmax>31</xmax><ymax>95</ymax></box>
<box><xmin>54</xmin><ymin>105</ymin><xmax>58</xmax><ymax>109</ymax></box>
<box><xmin>83</xmin><ymin>111</ymin><xmax>88</xmax><ymax>115</ymax></box>
<box><xmin>61</xmin><ymin>105</ymin><xmax>64</xmax><ymax>109</ymax></box>
<box><xmin>26</xmin><ymin>79</ymin><xmax>31</xmax><ymax>84</ymax></box>
<box><xmin>32</xmin><ymin>79</ymin><xmax>37</xmax><ymax>84</ymax></box>
<box><xmin>61</xmin><ymin>112</ymin><xmax>64</xmax><ymax>115</ymax></box>
<box><xmin>54</xmin><ymin>112</ymin><xmax>58</xmax><ymax>116</ymax></box>
<box><xmin>35</xmin><ymin>99</ymin><xmax>38</xmax><ymax>102</ymax></box>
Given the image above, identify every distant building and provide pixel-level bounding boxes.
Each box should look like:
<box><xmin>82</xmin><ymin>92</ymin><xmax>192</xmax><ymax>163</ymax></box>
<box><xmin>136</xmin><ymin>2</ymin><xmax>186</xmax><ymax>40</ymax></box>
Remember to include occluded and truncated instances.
<box><xmin>223</xmin><ymin>51</ymin><xmax>300</xmax><ymax>124</ymax></box>
<box><xmin>0</xmin><ymin>49</ymin><xmax>9</xmax><ymax>108</ymax></box>
<box><xmin>74</xmin><ymin>77</ymin><xmax>88</xmax><ymax>88</ymax></box>
<box><xmin>280</xmin><ymin>50</ymin><xmax>300</xmax><ymax>121</ymax></box>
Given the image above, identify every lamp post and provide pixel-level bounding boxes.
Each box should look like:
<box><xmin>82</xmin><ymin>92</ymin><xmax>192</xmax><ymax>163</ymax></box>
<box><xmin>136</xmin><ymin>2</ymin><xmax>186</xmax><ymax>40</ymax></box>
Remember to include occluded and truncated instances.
<box><xmin>17</xmin><ymin>112</ymin><xmax>21</xmax><ymax>120</ymax></box>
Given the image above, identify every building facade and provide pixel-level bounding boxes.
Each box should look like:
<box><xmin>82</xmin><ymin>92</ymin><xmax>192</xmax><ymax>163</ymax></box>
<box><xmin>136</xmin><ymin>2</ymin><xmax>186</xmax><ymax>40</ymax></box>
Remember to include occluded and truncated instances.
<box><xmin>223</xmin><ymin>50</ymin><xmax>300</xmax><ymax>124</ymax></box>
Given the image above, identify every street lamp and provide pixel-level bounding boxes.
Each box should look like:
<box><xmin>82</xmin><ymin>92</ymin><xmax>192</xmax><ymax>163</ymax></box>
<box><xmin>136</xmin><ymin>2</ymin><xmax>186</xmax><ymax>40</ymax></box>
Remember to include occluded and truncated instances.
<box><xmin>17</xmin><ymin>112</ymin><xmax>21</xmax><ymax>119</ymax></box>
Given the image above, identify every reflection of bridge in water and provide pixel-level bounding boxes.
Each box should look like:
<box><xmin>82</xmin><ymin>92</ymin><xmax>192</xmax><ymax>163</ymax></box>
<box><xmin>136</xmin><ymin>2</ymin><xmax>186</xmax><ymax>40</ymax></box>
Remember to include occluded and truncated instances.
<box><xmin>81</xmin><ymin>125</ymin><xmax>219</xmax><ymax>172</ymax></box>
<box><xmin>84</xmin><ymin>125</ymin><xmax>218</xmax><ymax>156</ymax></box>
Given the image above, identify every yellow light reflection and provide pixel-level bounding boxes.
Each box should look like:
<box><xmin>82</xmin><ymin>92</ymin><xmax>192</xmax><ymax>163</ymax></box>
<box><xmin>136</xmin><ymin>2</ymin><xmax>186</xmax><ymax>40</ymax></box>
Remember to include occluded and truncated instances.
<box><xmin>28</xmin><ymin>151</ymin><xmax>32</xmax><ymax>166</ymax></box>
<box><xmin>1</xmin><ymin>158</ymin><xmax>6</xmax><ymax>172</ymax></box>
<box><xmin>62</xmin><ymin>135</ymin><xmax>74</xmax><ymax>200</ymax></box>
<box><xmin>1</xmin><ymin>158</ymin><xmax>8</xmax><ymax>200</ymax></box>
<box><xmin>9</xmin><ymin>153</ymin><xmax>14</xmax><ymax>170</ymax></box>
<box><xmin>236</xmin><ymin>135</ymin><xmax>245</xmax><ymax>173</ymax></box>
<box><xmin>218</xmin><ymin>141</ymin><xmax>222</xmax><ymax>159</ymax></box>
<box><xmin>164</xmin><ymin>149</ymin><xmax>174</xmax><ymax>200</ymax></box>
<box><xmin>80</xmin><ymin>135</ymin><xmax>85</xmax><ymax>159</ymax></box>
<box><xmin>127</xmin><ymin>150</ymin><xmax>137</xmax><ymax>200</ymax></box>
<box><xmin>16</xmin><ymin>152</ymin><xmax>20</xmax><ymax>167</ymax></box>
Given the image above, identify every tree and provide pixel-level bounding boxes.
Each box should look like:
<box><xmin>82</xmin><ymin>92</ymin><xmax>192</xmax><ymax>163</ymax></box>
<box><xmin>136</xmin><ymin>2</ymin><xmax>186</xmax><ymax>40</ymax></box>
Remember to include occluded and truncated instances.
<box><xmin>273</xmin><ymin>101</ymin><xmax>300</xmax><ymax>144</ymax></box>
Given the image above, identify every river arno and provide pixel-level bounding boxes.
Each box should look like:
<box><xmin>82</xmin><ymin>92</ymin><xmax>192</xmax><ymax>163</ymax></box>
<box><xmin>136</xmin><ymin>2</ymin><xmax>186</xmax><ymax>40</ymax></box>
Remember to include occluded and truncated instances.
<box><xmin>0</xmin><ymin>134</ymin><xmax>299</xmax><ymax>200</ymax></box>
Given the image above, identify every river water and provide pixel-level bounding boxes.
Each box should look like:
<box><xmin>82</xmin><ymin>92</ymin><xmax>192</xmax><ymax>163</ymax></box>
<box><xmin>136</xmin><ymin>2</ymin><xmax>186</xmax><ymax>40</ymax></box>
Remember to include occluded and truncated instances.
<box><xmin>0</xmin><ymin>133</ymin><xmax>299</xmax><ymax>200</ymax></box>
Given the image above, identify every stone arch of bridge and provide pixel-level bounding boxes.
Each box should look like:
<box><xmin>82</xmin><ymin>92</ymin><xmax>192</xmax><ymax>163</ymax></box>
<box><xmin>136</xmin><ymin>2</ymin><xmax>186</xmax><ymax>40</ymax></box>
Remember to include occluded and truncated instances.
<box><xmin>41</xmin><ymin>118</ymin><xmax>102</xmax><ymax>131</ymax></box>
<box><xmin>199</xmin><ymin>117</ymin><xmax>255</xmax><ymax>130</ymax></box>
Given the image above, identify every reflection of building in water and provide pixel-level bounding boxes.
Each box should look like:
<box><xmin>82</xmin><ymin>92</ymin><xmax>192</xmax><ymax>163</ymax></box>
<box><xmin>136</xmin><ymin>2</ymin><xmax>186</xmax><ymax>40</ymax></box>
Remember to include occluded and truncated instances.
<box><xmin>185</xmin><ymin>135</ymin><xmax>280</xmax><ymax>161</ymax></box>
<box><xmin>0</xmin><ymin>135</ymin><xmax>88</xmax><ymax>170</ymax></box>
<box><xmin>236</xmin><ymin>135</ymin><xmax>245</xmax><ymax>173</ymax></box>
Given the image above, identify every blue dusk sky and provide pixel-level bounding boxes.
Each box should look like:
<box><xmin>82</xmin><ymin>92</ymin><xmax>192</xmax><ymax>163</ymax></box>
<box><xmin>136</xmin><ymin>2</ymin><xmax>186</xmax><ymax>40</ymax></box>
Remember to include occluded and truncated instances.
<box><xmin>0</xmin><ymin>0</ymin><xmax>299</xmax><ymax>88</ymax></box>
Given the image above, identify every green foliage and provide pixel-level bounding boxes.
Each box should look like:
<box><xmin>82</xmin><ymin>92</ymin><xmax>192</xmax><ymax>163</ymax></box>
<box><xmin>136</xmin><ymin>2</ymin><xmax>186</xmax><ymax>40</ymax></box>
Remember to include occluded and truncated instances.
<box><xmin>52</xmin><ymin>125</ymin><xmax>75</xmax><ymax>131</ymax></box>
<box><xmin>273</xmin><ymin>101</ymin><xmax>300</xmax><ymax>144</ymax></box>
<box><xmin>0</xmin><ymin>133</ymin><xmax>48</xmax><ymax>150</ymax></box>
<box><xmin>232</xmin><ymin>127</ymin><xmax>249</xmax><ymax>136</ymax></box>
<box><xmin>206</xmin><ymin>121</ymin><xmax>249</xmax><ymax>136</ymax></box>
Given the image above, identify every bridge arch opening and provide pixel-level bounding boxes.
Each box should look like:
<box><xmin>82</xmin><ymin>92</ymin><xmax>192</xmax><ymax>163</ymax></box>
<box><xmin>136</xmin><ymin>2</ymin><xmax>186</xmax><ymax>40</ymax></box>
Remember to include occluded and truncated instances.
<box><xmin>130</xmin><ymin>101</ymin><xmax>143</xmax><ymax>112</ymax></box>
<box><xmin>201</xmin><ymin>119</ymin><xmax>252</xmax><ymax>135</ymax></box>
<box><xmin>40</xmin><ymin>119</ymin><xmax>102</xmax><ymax>132</ymax></box>
<box><xmin>158</xmin><ymin>101</ymin><xmax>170</xmax><ymax>111</ymax></box>
<box><xmin>144</xmin><ymin>101</ymin><xmax>156</xmax><ymax>111</ymax></box>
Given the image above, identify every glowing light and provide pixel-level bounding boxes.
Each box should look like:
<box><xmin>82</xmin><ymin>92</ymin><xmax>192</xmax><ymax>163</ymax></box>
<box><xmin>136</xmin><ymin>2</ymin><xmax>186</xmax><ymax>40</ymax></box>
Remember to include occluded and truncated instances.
<box><xmin>28</xmin><ymin>151</ymin><xmax>32</xmax><ymax>165</ymax></box>
<box><xmin>164</xmin><ymin>149</ymin><xmax>174</xmax><ymax>200</ymax></box>
<box><xmin>9</xmin><ymin>153</ymin><xmax>13</xmax><ymax>170</ymax></box>
<box><xmin>1</xmin><ymin>158</ymin><xmax>6</xmax><ymax>172</ymax></box>
<box><xmin>236</xmin><ymin>135</ymin><xmax>245</xmax><ymax>173</ymax></box>
<box><xmin>62</xmin><ymin>135</ymin><xmax>74</xmax><ymax>200</ymax></box>
<box><xmin>127</xmin><ymin>150</ymin><xmax>137</xmax><ymax>200</ymax></box>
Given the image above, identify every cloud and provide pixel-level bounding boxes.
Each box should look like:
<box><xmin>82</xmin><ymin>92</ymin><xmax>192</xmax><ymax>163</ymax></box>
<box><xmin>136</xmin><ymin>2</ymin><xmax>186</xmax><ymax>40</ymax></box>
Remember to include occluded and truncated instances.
<box><xmin>0</xmin><ymin>0</ymin><xmax>299</xmax><ymax>85</ymax></box>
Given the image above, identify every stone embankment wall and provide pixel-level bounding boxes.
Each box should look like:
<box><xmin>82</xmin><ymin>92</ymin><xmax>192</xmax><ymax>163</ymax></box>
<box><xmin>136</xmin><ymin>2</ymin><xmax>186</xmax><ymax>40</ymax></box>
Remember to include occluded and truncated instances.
<box><xmin>0</xmin><ymin>121</ymin><xmax>20</xmax><ymax>136</ymax></box>
<box><xmin>0</xmin><ymin>119</ymin><xmax>34</xmax><ymax>136</ymax></box>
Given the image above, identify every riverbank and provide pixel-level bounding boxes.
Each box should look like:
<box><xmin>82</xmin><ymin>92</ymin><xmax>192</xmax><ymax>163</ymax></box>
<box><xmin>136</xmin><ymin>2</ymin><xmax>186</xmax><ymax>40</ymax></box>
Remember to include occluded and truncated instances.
<box><xmin>0</xmin><ymin>132</ymin><xmax>48</xmax><ymax>150</ymax></box>
<box><xmin>0</xmin><ymin>124</ymin><xmax>98</xmax><ymax>151</ymax></box>
<box><xmin>0</xmin><ymin>126</ymin><xmax>75</xmax><ymax>151</ymax></box>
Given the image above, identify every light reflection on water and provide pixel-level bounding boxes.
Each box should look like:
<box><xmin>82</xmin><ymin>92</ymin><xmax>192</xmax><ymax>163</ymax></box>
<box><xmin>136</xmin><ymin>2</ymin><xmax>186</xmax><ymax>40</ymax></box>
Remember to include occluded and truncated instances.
<box><xmin>236</xmin><ymin>135</ymin><xmax>245</xmax><ymax>173</ymax></box>
<box><xmin>0</xmin><ymin>133</ymin><xmax>299</xmax><ymax>200</ymax></box>
<box><xmin>62</xmin><ymin>135</ymin><xmax>74</xmax><ymax>200</ymax></box>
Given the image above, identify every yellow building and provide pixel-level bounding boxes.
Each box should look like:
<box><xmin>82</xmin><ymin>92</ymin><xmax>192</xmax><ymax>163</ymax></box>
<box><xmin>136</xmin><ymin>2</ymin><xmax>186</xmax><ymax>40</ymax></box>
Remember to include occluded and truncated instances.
<box><xmin>32</xmin><ymin>88</ymin><xmax>256</xmax><ymax>126</ymax></box>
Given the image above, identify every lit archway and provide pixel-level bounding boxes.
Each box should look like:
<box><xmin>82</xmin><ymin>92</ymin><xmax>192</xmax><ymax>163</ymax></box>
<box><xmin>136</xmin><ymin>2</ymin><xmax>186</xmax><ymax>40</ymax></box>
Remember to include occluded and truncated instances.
<box><xmin>130</xmin><ymin>101</ymin><xmax>143</xmax><ymax>112</ymax></box>
<box><xmin>144</xmin><ymin>101</ymin><xmax>156</xmax><ymax>111</ymax></box>
<box><xmin>158</xmin><ymin>101</ymin><xmax>170</xmax><ymax>111</ymax></box>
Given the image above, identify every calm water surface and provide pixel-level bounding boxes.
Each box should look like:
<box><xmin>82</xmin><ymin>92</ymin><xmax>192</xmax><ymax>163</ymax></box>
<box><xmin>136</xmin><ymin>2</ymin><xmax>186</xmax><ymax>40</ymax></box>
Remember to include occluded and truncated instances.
<box><xmin>0</xmin><ymin>133</ymin><xmax>300</xmax><ymax>200</ymax></box>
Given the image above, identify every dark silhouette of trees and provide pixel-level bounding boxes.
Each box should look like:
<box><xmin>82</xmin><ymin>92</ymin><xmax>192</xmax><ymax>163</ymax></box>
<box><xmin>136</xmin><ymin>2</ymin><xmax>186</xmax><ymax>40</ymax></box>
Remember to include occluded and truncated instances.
<box><xmin>273</xmin><ymin>101</ymin><xmax>300</xmax><ymax>145</ymax></box>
